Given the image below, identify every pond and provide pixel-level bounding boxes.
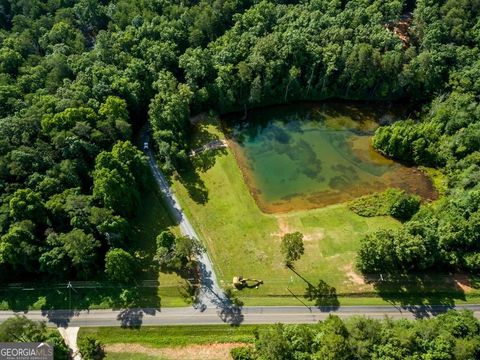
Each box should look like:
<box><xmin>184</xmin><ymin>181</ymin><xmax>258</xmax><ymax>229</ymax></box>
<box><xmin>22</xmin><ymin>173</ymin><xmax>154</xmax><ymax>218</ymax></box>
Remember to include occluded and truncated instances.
<box><xmin>224</xmin><ymin>102</ymin><xmax>438</xmax><ymax>214</ymax></box>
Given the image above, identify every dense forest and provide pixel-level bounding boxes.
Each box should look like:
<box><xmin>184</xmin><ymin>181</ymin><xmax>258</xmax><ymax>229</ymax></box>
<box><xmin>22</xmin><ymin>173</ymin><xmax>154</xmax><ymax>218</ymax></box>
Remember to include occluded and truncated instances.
<box><xmin>0</xmin><ymin>0</ymin><xmax>479</xmax><ymax>281</ymax></box>
<box><xmin>231</xmin><ymin>311</ymin><xmax>480</xmax><ymax>360</ymax></box>
<box><xmin>358</xmin><ymin>0</ymin><xmax>480</xmax><ymax>275</ymax></box>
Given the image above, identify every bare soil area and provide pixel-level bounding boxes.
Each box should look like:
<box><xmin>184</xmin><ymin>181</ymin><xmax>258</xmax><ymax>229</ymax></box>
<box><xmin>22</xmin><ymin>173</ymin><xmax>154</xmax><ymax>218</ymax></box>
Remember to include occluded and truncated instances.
<box><xmin>106</xmin><ymin>343</ymin><xmax>248</xmax><ymax>360</ymax></box>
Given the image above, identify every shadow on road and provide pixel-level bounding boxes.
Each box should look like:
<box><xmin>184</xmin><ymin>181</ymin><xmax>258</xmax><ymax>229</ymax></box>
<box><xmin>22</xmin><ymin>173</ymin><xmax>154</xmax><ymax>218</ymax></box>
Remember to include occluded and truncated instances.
<box><xmin>217</xmin><ymin>302</ymin><xmax>244</xmax><ymax>326</ymax></box>
<box><xmin>369</xmin><ymin>274</ymin><xmax>468</xmax><ymax>318</ymax></box>
<box><xmin>304</xmin><ymin>280</ymin><xmax>339</xmax><ymax>311</ymax></box>
<box><xmin>8</xmin><ymin>281</ymin><xmax>164</xmax><ymax>327</ymax></box>
<box><xmin>40</xmin><ymin>310</ymin><xmax>77</xmax><ymax>328</ymax></box>
<box><xmin>117</xmin><ymin>308</ymin><xmax>142</xmax><ymax>328</ymax></box>
<box><xmin>195</xmin><ymin>262</ymin><xmax>244</xmax><ymax>326</ymax></box>
<box><xmin>211</xmin><ymin>291</ymin><xmax>244</xmax><ymax>326</ymax></box>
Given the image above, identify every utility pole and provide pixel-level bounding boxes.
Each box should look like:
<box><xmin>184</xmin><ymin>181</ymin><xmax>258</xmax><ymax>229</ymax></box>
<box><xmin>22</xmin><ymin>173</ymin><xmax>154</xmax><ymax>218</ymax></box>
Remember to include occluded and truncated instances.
<box><xmin>67</xmin><ymin>281</ymin><xmax>74</xmax><ymax>311</ymax></box>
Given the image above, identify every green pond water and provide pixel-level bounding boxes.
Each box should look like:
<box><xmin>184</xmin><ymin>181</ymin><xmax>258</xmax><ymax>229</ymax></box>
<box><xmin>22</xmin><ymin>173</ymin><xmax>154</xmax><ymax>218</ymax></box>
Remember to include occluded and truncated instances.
<box><xmin>226</xmin><ymin>102</ymin><xmax>437</xmax><ymax>213</ymax></box>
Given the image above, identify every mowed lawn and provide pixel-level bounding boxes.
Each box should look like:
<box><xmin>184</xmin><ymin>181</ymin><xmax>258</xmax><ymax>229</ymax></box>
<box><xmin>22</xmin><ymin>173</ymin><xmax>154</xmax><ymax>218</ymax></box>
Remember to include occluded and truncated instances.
<box><xmin>170</xmin><ymin>118</ymin><xmax>402</xmax><ymax>305</ymax></box>
<box><xmin>79</xmin><ymin>325</ymin><xmax>257</xmax><ymax>347</ymax></box>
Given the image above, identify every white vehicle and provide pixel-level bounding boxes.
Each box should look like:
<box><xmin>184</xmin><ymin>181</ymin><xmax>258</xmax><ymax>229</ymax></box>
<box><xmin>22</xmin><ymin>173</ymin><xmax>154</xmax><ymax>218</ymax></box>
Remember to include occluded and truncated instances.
<box><xmin>143</xmin><ymin>142</ymin><xmax>149</xmax><ymax>150</ymax></box>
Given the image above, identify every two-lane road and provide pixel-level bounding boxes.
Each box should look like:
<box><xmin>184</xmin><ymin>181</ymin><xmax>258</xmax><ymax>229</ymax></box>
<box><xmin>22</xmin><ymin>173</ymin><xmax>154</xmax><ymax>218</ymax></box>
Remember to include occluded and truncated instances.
<box><xmin>2</xmin><ymin>305</ymin><xmax>480</xmax><ymax>327</ymax></box>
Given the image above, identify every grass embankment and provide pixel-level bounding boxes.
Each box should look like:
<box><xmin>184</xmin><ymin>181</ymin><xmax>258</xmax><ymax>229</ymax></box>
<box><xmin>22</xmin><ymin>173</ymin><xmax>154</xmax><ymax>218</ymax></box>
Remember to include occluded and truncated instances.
<box><xmin>79</xmin><ymin>325</ymin><xmax>257</xmax><ymax>347</ymax></box>
<box><xmin>170</xmin><ymin>116</ymin><xmax>480</xmax><ymax>306</ymax></box>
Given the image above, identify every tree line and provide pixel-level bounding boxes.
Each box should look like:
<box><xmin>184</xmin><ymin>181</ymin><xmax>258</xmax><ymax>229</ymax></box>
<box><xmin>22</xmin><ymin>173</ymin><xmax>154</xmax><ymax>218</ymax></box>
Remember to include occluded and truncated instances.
<box><xmin>357</xmin><ymin>0</ymin><xmax>480</xmax><ymax>275</ymax></box>
<box><xmin>231</xmin><ymin>311</ymin><xmax>480</xmax><ymax>360</ymax></box>
<box><xmin>0</xmin><ymin>0</ymin><xmax>254</xmax><ymax>281</ymax></box>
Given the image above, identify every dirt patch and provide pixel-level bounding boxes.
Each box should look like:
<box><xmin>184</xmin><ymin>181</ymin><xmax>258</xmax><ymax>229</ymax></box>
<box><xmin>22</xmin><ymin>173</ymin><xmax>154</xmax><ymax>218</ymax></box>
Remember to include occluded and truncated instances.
<box><xmin>270</xmin><ymin>217</ymin><xmax>291</xmax><ymax>239</ymax></box>
<box><xmin>454</xmin><ymin>273</ymin><xmax>473</xmax><ymax>293</ymax></box>
<box><xmin>343</xmin><ymin>264</ymin><xmax>366</xmax><ymax>285</ymax></box>
<box><xmin>303</xmin><ymin>230</ymin><xmax>325</xmax><ymax>242</ymax></box>
<box><xmin>385</xmin><ymin>14</ymin><xmax>412</xmax><ymax>48</ymax></box>
<box><xmin>106</xmin><ymin>343</ymin><xmax>248</xmax><ymax>360</ymax></box>
<box><xmin>272</xmin><ymin>217</ymin><xmax>324</xmax><ymax>242</ymax></box>
<box><xmin>277</xmin><ymin>217</ymin><xmax>291</xmax><ymax>236</ymax></box>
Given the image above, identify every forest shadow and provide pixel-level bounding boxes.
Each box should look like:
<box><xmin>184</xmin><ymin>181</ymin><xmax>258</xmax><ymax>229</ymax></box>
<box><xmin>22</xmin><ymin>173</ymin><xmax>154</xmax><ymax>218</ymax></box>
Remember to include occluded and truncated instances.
<box><xmin>176</xmin><ymin>119</ymin><xmax>228</xmax><ymax>205</ymax></box>
<box><xmin>0</xmin><ymin>282</ymin><xmax>161</xmax><ymax>328</ymax></box>
<box><xmin>176</xmin><ymin>160</ymin><xmax>209</xmax><ymax>205</ymax></box>
<box><xmin>159</xmin><ymin>262</ymin><xmax>200</xmax><ymax>306</ymax></box>
<box><xmin>288</xmin><ymin>266</ymin><xmax>339</xmax><ymax>311</ymax></box>
<box><xmin>211</xmin><ymin>289</ymin><xmax>244</xmax><ymax>327</ymax></box>
<box><xmin>369</xmin><ymin>274</ymin><xmax>467</xmax><ymax>318</ymax></box>
<box><xmin>308</xmin><ymin>100</ymin><xmax>413</xmax><ymax>127</ymax></box>
<box><xmin>178</xmin><ymin>278</ymin><xmax>198</xmax><ymax>304</ymax></box>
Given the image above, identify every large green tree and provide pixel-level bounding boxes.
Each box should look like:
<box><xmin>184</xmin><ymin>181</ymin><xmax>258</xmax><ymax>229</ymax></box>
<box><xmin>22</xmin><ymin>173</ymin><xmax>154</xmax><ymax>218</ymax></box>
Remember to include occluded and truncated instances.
<box><xmin>104</xmin><ymin>248</ymin><xmax>136</xmax><ymax>283</ymax></box>
<box><xmin>239</xmin><ymin>311</ymin><xmax>480</xmax><ymax>360</ymax></box>
<box><xmin>280</xmin><ymin>232</ymin><xmax>304</xmax><ymax>266</ymax></box>
<box><xmin>61</xmin><ymin>229</ymin><xmax>100</xmax><ymax>278</ymax></box>
<box><xmin>93</xmin><ymin>141</ymin><xmax>149</xmax><ymax>218</ymax></box>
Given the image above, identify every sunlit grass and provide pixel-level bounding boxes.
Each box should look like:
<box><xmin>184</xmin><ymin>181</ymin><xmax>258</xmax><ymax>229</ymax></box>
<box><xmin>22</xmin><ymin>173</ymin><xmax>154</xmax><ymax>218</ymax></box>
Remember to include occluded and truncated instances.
<box><xmin>170</xmin><ymin>118</ymin><xmax>402</xmax><ymax>304</ymax></box>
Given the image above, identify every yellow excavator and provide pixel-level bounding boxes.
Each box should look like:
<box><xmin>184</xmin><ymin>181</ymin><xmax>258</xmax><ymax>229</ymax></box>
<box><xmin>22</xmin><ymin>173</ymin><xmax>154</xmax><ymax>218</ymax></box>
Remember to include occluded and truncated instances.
<box><xmin>232</xmin><ymin>276</ymin><xmax>264</xmax><ymax>290</ymax></box>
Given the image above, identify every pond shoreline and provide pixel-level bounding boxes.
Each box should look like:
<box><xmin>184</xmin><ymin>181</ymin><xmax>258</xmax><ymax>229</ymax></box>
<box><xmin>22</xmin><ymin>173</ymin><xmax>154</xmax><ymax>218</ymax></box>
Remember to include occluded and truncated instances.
<box><xmin>222</xmin><ymin>101</ymin><xmax>438</xmax><ymax>214</ymax></box>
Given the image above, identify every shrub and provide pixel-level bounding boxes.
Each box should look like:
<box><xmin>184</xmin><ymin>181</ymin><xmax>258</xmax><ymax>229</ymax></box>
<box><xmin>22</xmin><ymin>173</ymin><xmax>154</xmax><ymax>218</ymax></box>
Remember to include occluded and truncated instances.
<box><xmin>231</xmin><ymin>346</ymin><xmax>255</xmax><ymax>360</ymax></box>
<box><xmin>464</xmin><ymin>253</ymin><xmax>480</xmax><ymax>272</ymax></box>
<box><xmin>349</xmin><ymin>189</ymin><xmax>420</xmax><ymax>221</ymax></box>
<box><xmin>78</xmin><ymin>336</ymin><xmax>105</xmax><ymax>360</ymax></box>
<box><xmin>389</xmin><ymin>193</ymin><xmax>421</xmax><ymax>221</ymax></box>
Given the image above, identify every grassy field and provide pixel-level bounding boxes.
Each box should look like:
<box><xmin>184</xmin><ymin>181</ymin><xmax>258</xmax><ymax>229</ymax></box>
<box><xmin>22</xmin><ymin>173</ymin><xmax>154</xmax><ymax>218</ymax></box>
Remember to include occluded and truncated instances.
<box><xmin>79</xmin><ymin>325</ymin><xmax>258</xmax><ymax>347</ymax></box>
<box><xmin>169</xmin><ymin>116</ymin><xmax>480</xmax><ymax>306</ymax></box>
<box><xmin>106</xmin><ymin>354</ymin><xmax>161</xmax><ymax>360</ymax></box>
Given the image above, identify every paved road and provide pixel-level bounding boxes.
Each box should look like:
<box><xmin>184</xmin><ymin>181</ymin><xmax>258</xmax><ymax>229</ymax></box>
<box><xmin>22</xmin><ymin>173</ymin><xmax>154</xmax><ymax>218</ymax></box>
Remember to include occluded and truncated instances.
<box><xmin>142</xmin><ymin>129</ymin><xmax>226</xmax><ymax>308</ymax></box>
<box><xmin>2</xmin><ymin>305</ymin><xmax>480</xmax><ymax>328</ymax></box>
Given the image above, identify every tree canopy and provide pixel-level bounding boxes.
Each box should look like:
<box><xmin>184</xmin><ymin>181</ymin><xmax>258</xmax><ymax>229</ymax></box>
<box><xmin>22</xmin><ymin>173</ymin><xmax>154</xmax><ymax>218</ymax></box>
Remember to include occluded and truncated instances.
<box><xmin>281</xmin><ymin>232</ymin><xmax>304</xmax><ymax>266</ymax></box>
<box><xmin>232</xmin><ymin>311</ymin><xmax>480</xmax><ymax>360</ymax></box>
<box><xmin>1</xmin><ymin>0</ymin><xmax>480</xmax><ymax>280</ymax></box>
